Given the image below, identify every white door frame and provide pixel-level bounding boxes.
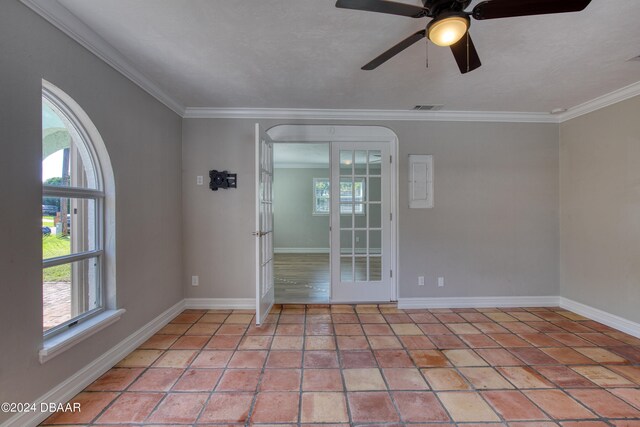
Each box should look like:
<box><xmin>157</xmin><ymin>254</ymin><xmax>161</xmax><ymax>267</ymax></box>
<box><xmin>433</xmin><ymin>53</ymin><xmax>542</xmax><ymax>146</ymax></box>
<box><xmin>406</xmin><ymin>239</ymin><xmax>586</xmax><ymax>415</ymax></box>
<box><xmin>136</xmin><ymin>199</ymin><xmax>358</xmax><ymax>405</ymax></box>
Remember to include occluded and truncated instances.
<box><xmin>266</xmin><ymin>125</ymin><xmax>398</xmax><ymax>301</ymax></box>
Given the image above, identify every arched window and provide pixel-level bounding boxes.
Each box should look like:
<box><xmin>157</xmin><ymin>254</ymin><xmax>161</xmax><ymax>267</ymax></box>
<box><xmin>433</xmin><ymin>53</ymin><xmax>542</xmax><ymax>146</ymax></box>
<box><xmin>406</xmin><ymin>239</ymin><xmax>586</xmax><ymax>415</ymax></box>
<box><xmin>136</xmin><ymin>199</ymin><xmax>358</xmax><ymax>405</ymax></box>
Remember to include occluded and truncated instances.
<box><xmin>42</xmin><ymin>82</ymin><xmax>113</xmax><ymax>338</ymax></box>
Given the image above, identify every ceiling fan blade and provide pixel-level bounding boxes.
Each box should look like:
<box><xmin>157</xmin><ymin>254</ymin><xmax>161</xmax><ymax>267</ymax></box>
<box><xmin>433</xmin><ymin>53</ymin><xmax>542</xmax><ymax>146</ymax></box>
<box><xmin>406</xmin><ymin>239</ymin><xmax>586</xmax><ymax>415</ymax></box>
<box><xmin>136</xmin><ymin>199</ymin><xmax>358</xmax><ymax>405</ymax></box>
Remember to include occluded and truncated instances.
<box><xmin>336</xmin><ymin>0</ymin><xmax>428</xmax><ymax>18</ymax></box>
<box><xmin>362</xmin><ymin>30</ymin><xmax>426</xmax><ymax>70</ymax></box>
<box><xmin>472</xmin><ymin>0</ymin><xmax>591</xmax><ymax>20</ymax></box>
<box><xmin>450</xmin><ymin>32</ymin><xmax>481</xmax><ymax>74</ymax></box>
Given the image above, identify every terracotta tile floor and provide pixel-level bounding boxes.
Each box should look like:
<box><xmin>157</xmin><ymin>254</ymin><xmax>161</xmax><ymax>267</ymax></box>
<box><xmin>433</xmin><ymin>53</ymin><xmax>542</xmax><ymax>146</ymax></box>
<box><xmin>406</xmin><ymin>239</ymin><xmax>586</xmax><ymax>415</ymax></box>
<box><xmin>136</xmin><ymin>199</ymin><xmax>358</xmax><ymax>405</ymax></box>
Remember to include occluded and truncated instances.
<box><xmin>41</xmin><ymin>304</ymin><xmax>640</xmax><ymax>426</ymax></box>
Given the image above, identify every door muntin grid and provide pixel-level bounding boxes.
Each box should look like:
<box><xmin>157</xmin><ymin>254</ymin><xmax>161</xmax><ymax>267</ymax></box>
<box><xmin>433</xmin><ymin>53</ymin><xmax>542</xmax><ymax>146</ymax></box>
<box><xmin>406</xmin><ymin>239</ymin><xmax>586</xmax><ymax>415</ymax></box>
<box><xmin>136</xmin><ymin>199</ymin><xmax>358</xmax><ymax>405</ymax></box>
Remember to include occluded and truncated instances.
<box><xmin>260</xmin><ymin>142</ymin><xmax>274</xmax><ymax>297</ymax></box>
<box><xmin>338</xmin><ymin>149</ymin><xmax>383</xmax><ymax>283</ymax></box>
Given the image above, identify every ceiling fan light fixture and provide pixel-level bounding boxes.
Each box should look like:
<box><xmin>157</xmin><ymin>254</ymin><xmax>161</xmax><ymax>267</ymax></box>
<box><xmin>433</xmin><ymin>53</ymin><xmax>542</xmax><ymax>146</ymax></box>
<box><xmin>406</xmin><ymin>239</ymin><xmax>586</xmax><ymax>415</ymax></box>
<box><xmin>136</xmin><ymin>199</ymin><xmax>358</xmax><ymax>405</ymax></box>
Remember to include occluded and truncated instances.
<box><xmin>427</xmin><ymin>14</ymin><xmax>469</xmax><ymax>47</ymax></box>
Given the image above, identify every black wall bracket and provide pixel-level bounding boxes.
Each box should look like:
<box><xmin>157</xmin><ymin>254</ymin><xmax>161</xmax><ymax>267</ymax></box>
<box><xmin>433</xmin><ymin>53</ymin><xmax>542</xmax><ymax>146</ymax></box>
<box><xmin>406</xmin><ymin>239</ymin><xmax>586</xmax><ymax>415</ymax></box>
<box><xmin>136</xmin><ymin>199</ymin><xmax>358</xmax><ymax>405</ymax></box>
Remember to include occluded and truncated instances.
<box><xmin>209</xmin><ymin>170</ymin><xmax>237</xmax><ymax>191</ymax></box>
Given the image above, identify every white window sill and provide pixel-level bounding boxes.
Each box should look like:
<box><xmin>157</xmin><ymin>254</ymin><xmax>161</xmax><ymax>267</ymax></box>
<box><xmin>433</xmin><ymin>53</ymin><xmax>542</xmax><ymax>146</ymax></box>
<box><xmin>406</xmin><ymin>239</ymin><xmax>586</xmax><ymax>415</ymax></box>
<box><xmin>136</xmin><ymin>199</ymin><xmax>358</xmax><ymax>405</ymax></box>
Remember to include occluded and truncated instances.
<box><xmin>39</xmin><ymin>309</ymin><xmax>126</xmax><ymax>364</ymax></box>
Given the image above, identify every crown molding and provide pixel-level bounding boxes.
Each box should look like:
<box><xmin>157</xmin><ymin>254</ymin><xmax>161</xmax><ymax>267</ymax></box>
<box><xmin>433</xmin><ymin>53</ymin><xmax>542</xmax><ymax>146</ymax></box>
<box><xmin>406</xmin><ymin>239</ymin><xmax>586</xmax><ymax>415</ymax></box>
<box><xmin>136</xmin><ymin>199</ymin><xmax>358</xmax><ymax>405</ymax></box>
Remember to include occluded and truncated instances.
<box><xmin>21</xmin><ymin>0</ymin><xmax>185</xmax><ymax>116</ymax></box>
<box><xmin>557</xmin><ymin>80</ymin><xmax>640</xmax><ymax>123</ymax></box>
<box><xmin>183</xmin><ymin>107</ymin><xmax>559</xmax><ymax>123</ymax></box>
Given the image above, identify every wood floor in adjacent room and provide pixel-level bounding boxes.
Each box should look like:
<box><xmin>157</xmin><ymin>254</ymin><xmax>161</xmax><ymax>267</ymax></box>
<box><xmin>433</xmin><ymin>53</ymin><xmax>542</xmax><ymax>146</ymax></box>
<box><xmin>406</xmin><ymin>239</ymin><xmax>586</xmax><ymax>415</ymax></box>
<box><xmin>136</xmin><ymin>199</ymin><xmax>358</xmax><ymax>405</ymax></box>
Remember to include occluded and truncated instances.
<box><xmin>40</xmin><ymin>304</ymin><xmax>640</xmax><ymax>426</ymax></box>
<box><xmin>274</xmin><ymin>253</ymin><xmax>329</xmax><ymax>304</ymax></box>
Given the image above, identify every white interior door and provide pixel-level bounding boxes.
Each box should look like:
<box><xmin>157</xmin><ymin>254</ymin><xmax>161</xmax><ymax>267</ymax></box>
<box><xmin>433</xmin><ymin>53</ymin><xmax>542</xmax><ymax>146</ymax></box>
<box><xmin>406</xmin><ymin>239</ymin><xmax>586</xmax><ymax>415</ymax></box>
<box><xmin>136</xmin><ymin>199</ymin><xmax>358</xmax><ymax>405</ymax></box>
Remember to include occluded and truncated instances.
<box><xmin>331</xmin><ymin>141</ymin><xmax>392</xmax><ymax>302</ymax></box>
<box><xmin>255</xmin><ymin>123</ymin><xmax>274</xmax><ymax>324</ymax></box>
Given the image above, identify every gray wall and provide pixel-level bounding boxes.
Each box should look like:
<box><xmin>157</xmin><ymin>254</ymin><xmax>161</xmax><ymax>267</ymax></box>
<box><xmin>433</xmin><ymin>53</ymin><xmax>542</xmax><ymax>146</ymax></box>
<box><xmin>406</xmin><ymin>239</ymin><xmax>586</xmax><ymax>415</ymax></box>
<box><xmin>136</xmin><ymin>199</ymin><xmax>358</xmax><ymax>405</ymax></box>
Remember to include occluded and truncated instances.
<box><xmin>559</xmin><ymin>95</ymin><xmax>640</xmax><ymax>323</ymax></box>
<box><xmin>183</xmin><ymin>118</ymin><xmax>559</xmax><ymax>299</ymax></box>
<box><xmin>273</xmin><ymin>168</ymin><xmax>330</xmax><ymax>250</ymax></box>
<box><xmin>0</xmin><ymin>1</ymin><xmax>183</xmax><ymax>418</ymax></box>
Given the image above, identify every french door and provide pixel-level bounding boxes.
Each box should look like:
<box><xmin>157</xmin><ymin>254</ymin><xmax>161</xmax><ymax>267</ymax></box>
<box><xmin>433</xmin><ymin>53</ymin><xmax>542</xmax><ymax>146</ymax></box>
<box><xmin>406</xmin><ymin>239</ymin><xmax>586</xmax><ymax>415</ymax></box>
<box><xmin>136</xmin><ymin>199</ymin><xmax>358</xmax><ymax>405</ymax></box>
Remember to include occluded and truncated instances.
<box><xmin>330</xmin><ymin>142</ymin><xmax>392</xmax><ymax>302</ymax></box>
<box><xmin>255</xmin><ymin>123</ymin><xmax>274</xmax><ymax>324</ymax></box>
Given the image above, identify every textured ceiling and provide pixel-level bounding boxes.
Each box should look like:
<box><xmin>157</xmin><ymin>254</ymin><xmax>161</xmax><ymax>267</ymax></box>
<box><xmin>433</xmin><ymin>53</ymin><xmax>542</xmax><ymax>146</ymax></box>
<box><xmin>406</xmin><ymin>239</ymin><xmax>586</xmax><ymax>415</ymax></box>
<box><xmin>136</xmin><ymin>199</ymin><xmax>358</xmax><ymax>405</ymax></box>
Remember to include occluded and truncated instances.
<box><xmin>57</xmin><ymin>0</ymin><xmax>640</xmax><ymax>112</ymax></box>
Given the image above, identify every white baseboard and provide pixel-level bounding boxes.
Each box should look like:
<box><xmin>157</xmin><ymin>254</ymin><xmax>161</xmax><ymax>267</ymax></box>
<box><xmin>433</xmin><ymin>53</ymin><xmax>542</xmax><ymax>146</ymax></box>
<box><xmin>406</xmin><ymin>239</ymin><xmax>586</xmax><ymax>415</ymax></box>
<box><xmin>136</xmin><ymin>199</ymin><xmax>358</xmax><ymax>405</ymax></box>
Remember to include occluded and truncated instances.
<box><xmin>398</xmin><ymin>296</ymin><xmax>560</xmax><ymax>309</ymax></box>
<box><xmin>184</xmin><ymin>298</ymin><xmax>255</xmax><ymax>310</ymax></box>
<box><xmin>274</xmin><ymin>247</ymin><xmax>329</xmax><ymax>254</ymax></box>
<box><xmin>0</xmin><ymin>299</ymin><xmax>186</xmax><ymax>427</ymax></box>
<box><xmin>559</xmin><ymin>297</ymin><xmax>640</xmax><ymax>339</ymax></box>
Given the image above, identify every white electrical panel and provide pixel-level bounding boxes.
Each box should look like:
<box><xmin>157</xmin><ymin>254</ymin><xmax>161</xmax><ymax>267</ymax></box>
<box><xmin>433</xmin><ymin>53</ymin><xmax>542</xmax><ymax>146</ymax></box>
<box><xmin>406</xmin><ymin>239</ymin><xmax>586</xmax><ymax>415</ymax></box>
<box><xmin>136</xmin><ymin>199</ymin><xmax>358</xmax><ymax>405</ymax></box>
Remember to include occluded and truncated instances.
<box><xmin>409</xmin><ymin>154</ymin><xmax>433</xmax><ymax>209</ymax></box>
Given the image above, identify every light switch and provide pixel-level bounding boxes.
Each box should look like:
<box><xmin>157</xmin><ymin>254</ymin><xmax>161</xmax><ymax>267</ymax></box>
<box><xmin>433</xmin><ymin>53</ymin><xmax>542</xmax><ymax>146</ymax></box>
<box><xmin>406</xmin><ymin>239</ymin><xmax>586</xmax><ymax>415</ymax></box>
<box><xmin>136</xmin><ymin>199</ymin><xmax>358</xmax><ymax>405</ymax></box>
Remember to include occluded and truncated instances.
<box><xmin>196</xmin><ymin>176</ymin><xmax>204</xmax><ymax>185</ymax></box>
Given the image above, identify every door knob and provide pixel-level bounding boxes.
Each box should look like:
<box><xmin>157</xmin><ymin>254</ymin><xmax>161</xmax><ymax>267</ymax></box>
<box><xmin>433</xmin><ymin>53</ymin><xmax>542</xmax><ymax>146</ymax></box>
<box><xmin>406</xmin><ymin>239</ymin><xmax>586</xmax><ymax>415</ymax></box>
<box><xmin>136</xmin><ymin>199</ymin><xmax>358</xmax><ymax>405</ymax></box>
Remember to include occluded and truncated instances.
<box><xmin>253</xmin><ymin>231</ymin><xmax>267</xmax><ymax>237</ymax></box>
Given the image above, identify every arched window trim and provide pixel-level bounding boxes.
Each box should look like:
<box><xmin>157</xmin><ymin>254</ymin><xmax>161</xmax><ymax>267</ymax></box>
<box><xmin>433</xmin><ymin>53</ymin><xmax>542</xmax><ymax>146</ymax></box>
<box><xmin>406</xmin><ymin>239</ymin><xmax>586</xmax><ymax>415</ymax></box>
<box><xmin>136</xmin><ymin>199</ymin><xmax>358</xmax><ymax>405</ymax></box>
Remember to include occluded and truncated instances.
<box><xmin>40</xmin><ymin>81</ymin><xmax>121</xmax><ymax>359</ymax></box>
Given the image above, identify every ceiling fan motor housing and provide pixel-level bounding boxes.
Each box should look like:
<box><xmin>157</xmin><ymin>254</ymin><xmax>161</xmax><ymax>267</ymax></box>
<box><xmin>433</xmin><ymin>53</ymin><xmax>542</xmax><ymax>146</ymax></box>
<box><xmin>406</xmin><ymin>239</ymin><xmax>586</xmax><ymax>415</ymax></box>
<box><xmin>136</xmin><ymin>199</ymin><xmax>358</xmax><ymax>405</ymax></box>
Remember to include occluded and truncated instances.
<box><xmin>422</xmin><ymin>0</ymin><xmax>472</xmax><ymax>17</ymax></box>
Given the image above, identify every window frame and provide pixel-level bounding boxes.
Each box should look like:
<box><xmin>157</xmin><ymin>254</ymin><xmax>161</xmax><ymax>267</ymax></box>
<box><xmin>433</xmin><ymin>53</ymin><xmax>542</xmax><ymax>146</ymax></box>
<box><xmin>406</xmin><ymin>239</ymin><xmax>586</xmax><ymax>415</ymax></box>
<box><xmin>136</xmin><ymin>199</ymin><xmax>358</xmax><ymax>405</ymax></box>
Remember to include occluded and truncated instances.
<box><xmin>42</xmin><ymin>87</ymin><xmax>106</xmax><ymax>339</ymax></box>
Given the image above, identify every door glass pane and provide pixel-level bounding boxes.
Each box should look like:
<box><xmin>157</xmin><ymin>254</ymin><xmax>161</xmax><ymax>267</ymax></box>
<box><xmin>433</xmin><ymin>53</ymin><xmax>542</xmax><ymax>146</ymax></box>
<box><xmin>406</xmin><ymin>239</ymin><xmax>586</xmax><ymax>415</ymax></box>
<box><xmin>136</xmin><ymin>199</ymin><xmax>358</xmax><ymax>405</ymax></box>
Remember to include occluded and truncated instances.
<box><xmin>369</xmin><ymin>203</ymin><xmax>381</xmax><ymax>228</ymax></box>
<box><xmin>340</xmin><ymin>179</ymin><xmax>365</xmax><ymax>204</ymax></box>
<box><xmin>340</xmin><ymin>230</ymin><xmax>353</xmax><ymax>254</ymax></box>
<box><xmin>369</xmin><ymin>177</ymin><xmax>381</xmax><ymax>202</ymax></box>
<box><xmin>340</xmin><ymin>257</ymin><xmax>353</xmax><ymax>281</ymax></box>
<box><xmin>370</xmin><ymin>257</ymin><xmax>382</xmax><ymax>281</ymax></box>
<box><xmin>354</xmin><ymin>150</ymin><xmax>367</xmax><ymax>175</ymax></box>
<box><xmin>355</xmin><ymin>257</ymin><xmax>368</xmax><ymax>281</ymax></box>
<box><xmin>340</xmin><ymin>210</ymin><xmax>352</xmax><ymax>228</ymax></box>
<box><xmin>368</xmin><ymin>150</ymin><xmax>382</xmax><ymax>176</ymax></box>
<box><xmin>355</xmin><ymin>230</ymin><xmax>367</xmax><ymax>252</ymax></box>
<box><xmin>340</xmin><ymin>151</ymin><xmax>353</xmax><ymax>176</ymax></box>
<box><xmin>43</xmin><ymin>256</ymin><xmax>100</xmax><ymax>332</ymax></box>
<box><xmin>369</xmin><ymin>230</ymin><xmax>382</xmax><ymax>255</ymax></box>
<box><xmin>354</xmin><ymin>209</ymin><xmax>367</xmax><ymax>228</ymax></box>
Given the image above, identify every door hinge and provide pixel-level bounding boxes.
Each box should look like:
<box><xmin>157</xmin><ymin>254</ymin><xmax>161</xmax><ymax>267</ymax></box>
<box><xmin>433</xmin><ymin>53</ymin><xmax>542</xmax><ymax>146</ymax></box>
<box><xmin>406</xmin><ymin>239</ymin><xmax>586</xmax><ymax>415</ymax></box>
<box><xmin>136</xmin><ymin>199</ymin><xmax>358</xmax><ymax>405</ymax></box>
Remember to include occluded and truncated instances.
<box><xmin>390</xmin><ymin>270</ymin><xmax>393</xmax><ymax>278</ymax></box>
<box><xmin>390</xmin><ymin>213</ymin><xmax>392</xmax><ymax>221</ymax></box>
<box><xmin>390</xmin><ymin>155</ymin><xmax>393</xmax><ymax>163</ymax></box>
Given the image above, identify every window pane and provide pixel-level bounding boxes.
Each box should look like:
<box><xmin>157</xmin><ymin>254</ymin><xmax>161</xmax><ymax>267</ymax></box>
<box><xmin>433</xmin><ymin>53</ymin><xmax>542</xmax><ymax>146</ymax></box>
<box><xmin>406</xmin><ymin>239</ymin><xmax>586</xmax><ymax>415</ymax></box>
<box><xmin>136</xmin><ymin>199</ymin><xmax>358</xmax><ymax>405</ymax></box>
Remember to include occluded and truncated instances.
<box><xmin>43</xmin><ymin>257</ymin><xmax>100</xmax><ymax>332</ymax></box>
<box><xmin>315</xmin><ymin>198</ymin><xmax>329</xmax><ymax>214</ymax></box>
<box><xmin>313</xmin><ymin>178</ymin><xmax>330</xmax><ymax>214</ymax></box>
<box><xmin>42</xmin><ymin>101</ymin><xmax>98</xmax><ymax>189</ymax></box>
<box><xmin>42</xmin><ymin>197</ymin><xmax>97</xmax><ymax>260</ymax></box>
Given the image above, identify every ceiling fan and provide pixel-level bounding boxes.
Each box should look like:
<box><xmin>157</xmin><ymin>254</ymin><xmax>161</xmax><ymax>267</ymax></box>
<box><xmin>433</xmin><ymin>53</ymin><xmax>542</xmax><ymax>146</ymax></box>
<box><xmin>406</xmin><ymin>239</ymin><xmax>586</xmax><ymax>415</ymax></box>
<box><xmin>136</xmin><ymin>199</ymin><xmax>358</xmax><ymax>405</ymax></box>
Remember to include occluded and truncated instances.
<box><xmin>335</xmin><ymin>0</ymin><xmax>592</xmax><ymax>73</ymax></box>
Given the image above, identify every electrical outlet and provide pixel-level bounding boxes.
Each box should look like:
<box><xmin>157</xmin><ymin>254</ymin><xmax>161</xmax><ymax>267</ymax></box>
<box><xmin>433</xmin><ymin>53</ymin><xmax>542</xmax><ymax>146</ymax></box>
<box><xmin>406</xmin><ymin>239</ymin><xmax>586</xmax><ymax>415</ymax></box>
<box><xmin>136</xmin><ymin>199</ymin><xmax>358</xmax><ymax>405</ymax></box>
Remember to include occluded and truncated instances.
<box><xmin>196</xmin><ymin>176</ymin><xmax>204</xmax><ymax>186</ymax></box>
<box><xmin>355</xmin><ymin>236</ymin><xmax>360</xmax><ymax>243</ymax></box>
<box><xmin>438</xmin><ymin>276</ymin><xmax>444</xmax><ymax>287</ymax></box>
<box><xmin>418</xmin><ymin>276</ymin><xmax>425</xmax><ymax>286</ymax></box>
<box><xmin>191</xmin><ymin>275</ymin><xmax>199</xmax><ymax>286</ymax></box>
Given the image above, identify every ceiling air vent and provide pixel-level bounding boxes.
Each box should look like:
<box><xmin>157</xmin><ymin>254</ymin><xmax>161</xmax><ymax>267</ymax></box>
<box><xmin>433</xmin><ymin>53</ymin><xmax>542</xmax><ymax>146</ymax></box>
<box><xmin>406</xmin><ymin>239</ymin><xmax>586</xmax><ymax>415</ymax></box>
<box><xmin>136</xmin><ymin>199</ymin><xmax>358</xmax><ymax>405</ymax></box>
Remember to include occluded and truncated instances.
<box><xmin>412</xmin><ymin>105</ymin><xmax>444</xmax><ymax>111</ymax></box>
